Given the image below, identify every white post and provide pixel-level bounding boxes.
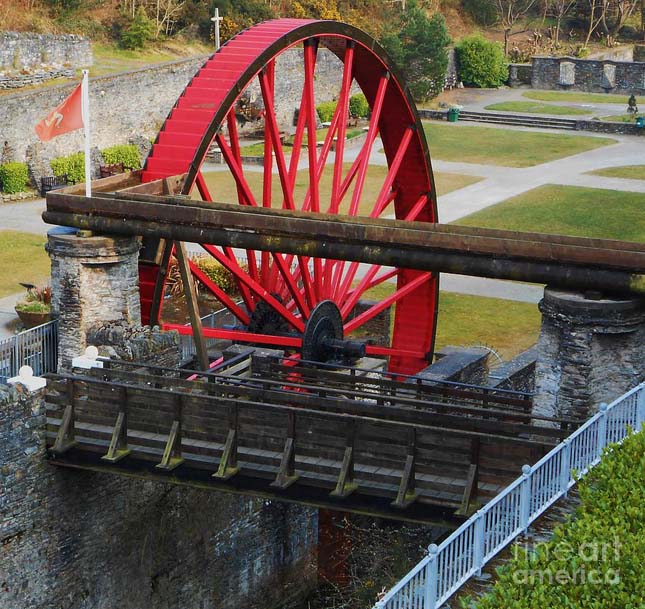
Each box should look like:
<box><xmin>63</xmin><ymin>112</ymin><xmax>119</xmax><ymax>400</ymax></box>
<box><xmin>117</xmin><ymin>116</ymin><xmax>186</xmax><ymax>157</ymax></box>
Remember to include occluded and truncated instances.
<box><xmin>81</xmin><ymin>69</ymin><xmax>91</xmax><ymax>197</ymax></box>
<box><xmin>473</xmin><ymin>509</ymin><xmax>486</xmax><ymax>575</ymax></box>
<box><xmin>636</xmin><ymin>385</ymin><xmax>645</xmax><ymax>430</ymax></box>
<box><xmin>211</xmin><ymin>8</ymin><xmax>223</xmax><ymax>50</ymax></box>
<box><xmin>596</xmin><ymin>402</ymin><xmax>608</xmax><ymax>458</ymax></box>
<box><xmin>559</xmin><ymin>438</ymin><xmax>571</xmax><ymax>496</ymax></box>
<box><xmin>519</xmin><ymin>464</ymin><xmax>532</xmax><ymax>532</ymax></box>
<box><xmin>424</xmin><ymin>544</ymin><xmax>439</xmax><ymax>609</ymax></box>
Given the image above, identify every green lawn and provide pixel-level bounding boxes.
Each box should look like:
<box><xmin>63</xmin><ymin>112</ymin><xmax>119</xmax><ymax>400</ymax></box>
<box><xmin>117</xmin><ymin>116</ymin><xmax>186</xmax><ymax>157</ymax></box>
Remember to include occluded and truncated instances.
<box><xmin>0</xmin><ymin>231</ymin><xmax>50</xmax><ymax>298</ymax></box>
<box><xmin>423</xmin><ymin>122</ymin><xmax>615</xmax><ymax>167</ymax></box>
<box><xmin>456</xmin><ymin>185</ymin><xmax>645</xmax><ymax>242</ymax></box>
<box><xmin>363</xmin><ymin>283</ymin><xmax>540</xmax><ymax>361</ymax></box>
<box><xmin>523</xmin><ymin>90</ymin><xmax>628</xmax><ymax>104</ymax></box>
<box><xmin>201</xmin><ymin>165</ymin><xmax>482</xmax><ymax>216</ymax></box>
<box><xmin>239</xmin><ymin>128</ymin><xmax>364</xmax><ymax>156</ymax></box>
<box><xmin>597</xmin><ymin>113</ymin><xmax>639</xmax><ymax>123</ymax></box>
<box><xmin>587</xmin><ymin>165</ymin><xmax>645</xmax><ymax>180</ymax></box>
<box><xmin>484</xmin><ymin>101</ymin><xmax>588</xmax><ymax>116</ymax></box>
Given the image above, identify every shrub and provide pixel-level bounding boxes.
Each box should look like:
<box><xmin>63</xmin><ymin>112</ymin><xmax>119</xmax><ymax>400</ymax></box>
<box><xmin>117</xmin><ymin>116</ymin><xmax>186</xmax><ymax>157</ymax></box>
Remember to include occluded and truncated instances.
<box><xmin>0</xmin><ymin>162</ymin><xmax>29</xmax><ymax>194</ymax></box>
<box><xmin>101</xmin><ymin>144</ymin><xmax>141</xmax><ymax>170</ymax></box>
<box><xmin>456</xmin><ymin>35</ymin><xmax>508</xmax><ymax>88</ymax></box>
<box><xmin>349</xmin><ymin>93</ymin><xmax>369</xmax><ymax>118</ymax></box>
<box><xmin>193</xmin><ymin>256</ymin><xmax>244</xmax><ymax>297</ymax></box>
<box><xmin>316</xmin><ymin>101</ymin><xmax>337</xmax><ymax>123</ymax></box>
<box><xmin>471</xmin><ymin>427</ymin><xmax>645</xmax><ymax>609</ymax></box>
<box><xmin>50</xmin><ymin>152</ymin><xmax>85</xmax><ymax>184</ymax></box>
<box><xmin>119</xmin><ymin>6</ymin><xmax>154</xmax><ymax>50</ymax></box>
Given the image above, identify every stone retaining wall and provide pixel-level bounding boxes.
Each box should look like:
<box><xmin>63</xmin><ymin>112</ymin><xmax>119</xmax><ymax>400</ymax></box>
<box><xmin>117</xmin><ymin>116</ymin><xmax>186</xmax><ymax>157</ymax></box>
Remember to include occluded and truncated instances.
<box><xmin>0</xmin><ymin>384</ymin><xmax>317</xmax><ymax>609</ymax></box>
<box><xmin>0</xmin><ymin>32</ymin><xmax>92</xmax><ymax>71</ymax></box>
<box><xmin>0</xmin><ymin>68</ymin><xmax>75</xmax><ymax>89</ymax></box>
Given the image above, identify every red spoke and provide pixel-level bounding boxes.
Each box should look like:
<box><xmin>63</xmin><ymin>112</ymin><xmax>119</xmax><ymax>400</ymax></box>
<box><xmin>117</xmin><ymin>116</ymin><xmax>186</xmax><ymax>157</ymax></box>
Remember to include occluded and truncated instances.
<box><xmin>348</xmin><ymin>72</ymin><xmax>389</xmax><ymax>217</ymax></box>
<box><xmin>330</xmin><ymin>42</ymin><xmax>355</xmax><ymax>214</ymax></box>
<box><xmin>404</xmin><ymin>194</ymin><xmax>429</xmax><ymax>222</ymax></box>
<box><xmin>216</xmin><ymin>134</ymin><xmax>258</xmax><ymax>207</ymax></box>
<box><xmin>164</xmin><ymin>323</ymin><xmax>302</xmax><ymax>349</ymax></box>
<box><xmin>188</xmin><ymin>260</ymin><xmax>250</xmax><ymax>325</ymax></box>
<box><xmin>304</xmin><ymin>39</ymin><xmax>319</xmax><ymax>214</ymax></box>
<box><xmin>259</xmin><ymin>65</ymin><xmax>295</xmax><ymax>212</ymax></box>
<box><xmin>340</xmin><ymin>263</ymin><xmax>381</xmax><ymax>319</ymax></box>
<box><xmin>202</xmin><ymin>244</ymin><xmax>305</xmax><ymax>332</ymax></box>
<box><xmin>371</xmin><ymin>126</ymin><xmax>413</xmax><ymax>218</ymax></box>
<box><xmin>364</xmin><ymin>344</ymin><xmax>427</xmax><ymax>359</ymax></box>
<box><xmin>345</xmin><ymin>268</ymin><xmax>398</xmax><ymax>301</ymax></box>
<box><xmin>344</xmin><ymin>272</ymin><xmax>431</xmax><ymax>334</ymax></box>
<box><xmin>186</xmin><ymin>356</ymin><xmax>225</xmax><ymax>381</ymax></box>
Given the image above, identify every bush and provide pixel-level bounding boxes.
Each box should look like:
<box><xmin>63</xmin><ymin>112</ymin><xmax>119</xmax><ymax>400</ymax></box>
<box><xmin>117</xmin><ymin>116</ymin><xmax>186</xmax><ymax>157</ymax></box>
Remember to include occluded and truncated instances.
<box><xmin>349</xmin><ymin>93</ymin><xmax>369</xmax><ymax>118</ymax></box>
<box><xmin>471</xmin><ymin>427</ymin><xmax>645</xmax><ymax>609</ymax></box>
<box><xmin>101</xmin><ymin>144</ymin><xmax>141</xmax><ymax>170</ymax></box>
<box><xmin>0</xmin><ymin>162</ymin><xmax>29</xmax><ymax>194</ymax></box>
<box><xmin>456</xmin><ymin>35</ymin><xmax>508</xmax><ymax>88</ymax></box>
<box><xmin>316</xmin><ymin>101</ymin><xmax>337</xmax><ymax>123</ymax></box>
<box><xmin>50</xmin><ymin>152</ymin><xmax>85</xmax><ymax>184</ymax></box>
<box><xmin>119</xmin><ymin>6</ymin><xmax>154</xmax><ymax>50</ymax></box>
<box><xmin>193</xmin><ymin>256</ymin><xmax>243</xmax><ymax>297</ymax></box>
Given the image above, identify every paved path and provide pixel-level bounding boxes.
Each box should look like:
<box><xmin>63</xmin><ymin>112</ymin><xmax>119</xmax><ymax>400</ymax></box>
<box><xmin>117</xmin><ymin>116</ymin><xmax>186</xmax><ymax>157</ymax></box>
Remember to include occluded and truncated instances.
<box><xmin>1</xmin><ymin>105</ymin><xmax>642</xmax><ymax>337</ymax></box>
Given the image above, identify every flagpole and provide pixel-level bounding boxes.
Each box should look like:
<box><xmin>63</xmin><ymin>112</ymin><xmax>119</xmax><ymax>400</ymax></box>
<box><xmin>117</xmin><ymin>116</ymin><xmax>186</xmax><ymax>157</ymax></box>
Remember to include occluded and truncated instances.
<box><xmin>81</xmin><ymin>69</ymin><xmax>91</xmax><ymax>197</ymax></box>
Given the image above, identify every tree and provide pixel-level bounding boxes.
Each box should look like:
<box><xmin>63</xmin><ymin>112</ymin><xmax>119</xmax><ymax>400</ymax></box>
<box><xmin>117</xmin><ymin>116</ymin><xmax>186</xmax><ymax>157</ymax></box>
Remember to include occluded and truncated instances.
<box><xmin>494</xmin><ymin>0</ymin><xmax>537</xmax><ymax>55</ymax></box>
<box><xmin>120</xmin><ymin>5</ymin><xmax>155</xmax><ymax>49</ymax></box>
<box><xmin>456</xmin><ymin>34</ymin><xmax>508</xmax><ymax>87</ymax></box>
<box><xmin>546</xmin><ymin>0</ymin><xmax>577</xmax><ymax>46</ymax></box>
<box><xmin>380</xmin><ymin>1</ymin><xmax>451</xmax><ymax>102</ymax></box>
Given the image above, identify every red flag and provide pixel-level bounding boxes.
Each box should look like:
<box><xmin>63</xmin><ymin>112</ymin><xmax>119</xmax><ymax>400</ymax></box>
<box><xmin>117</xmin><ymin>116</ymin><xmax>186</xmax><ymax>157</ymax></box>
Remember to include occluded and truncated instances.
<box><xmin>35</xmin><ymin>84</ymin><xmax>83</xmax><ymax>142</ymax></box>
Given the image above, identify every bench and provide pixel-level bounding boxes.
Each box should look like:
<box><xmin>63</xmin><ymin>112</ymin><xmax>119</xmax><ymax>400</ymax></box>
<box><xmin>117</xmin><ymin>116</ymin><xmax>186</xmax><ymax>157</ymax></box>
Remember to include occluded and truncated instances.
<box><xmin>99</xmin><ymin>162</ymin><xmax>124</xmax><ymax>178</ymax></box>
<box><xmin>40</xmin><ymin>174</ymin><xmax>70</xmax><ymax>197</ymax></box>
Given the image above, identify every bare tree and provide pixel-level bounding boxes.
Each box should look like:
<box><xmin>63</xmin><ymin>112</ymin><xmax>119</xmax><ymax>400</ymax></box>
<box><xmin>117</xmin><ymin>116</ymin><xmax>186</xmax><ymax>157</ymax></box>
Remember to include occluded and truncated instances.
<box><xmin>546</xmin><ymin>0</ymin><xmax>577</xmax><ymax>46</ymax></box>
<box><xmin>601</xmin><ymin>0</ymin><xmax>639</xmax><ymax>38</ymax></box>
<box><xmin>151</xmin><ymin>0</ymin><xmax>186</xmax><ymax>37</ymax></box>
<box><xmin>494</xmin><ymin>0</ymin><xmax>538</xmax><ymax>55</ymax></box>
<box><xmin>584</xmin><ymin>0</ymin><xmax>609</xmax><ymax>46</ymax></box>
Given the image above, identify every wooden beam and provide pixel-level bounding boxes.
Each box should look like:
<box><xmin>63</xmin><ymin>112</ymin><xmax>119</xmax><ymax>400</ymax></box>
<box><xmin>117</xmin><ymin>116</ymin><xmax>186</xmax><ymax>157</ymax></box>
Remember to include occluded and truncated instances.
<box><xmin>392</xmin><ymin>429</ymin><xmax>417</xmax><ymax>509</ymax></box>
<box><xmin>457</xmin><ymin>464</ymin><xmax>479</xmax><ymax>516</ymax></box>
<box><xmin>331</xmin><ymin>421</ymin><xmax>357</xmax><ymax>498</ymax></box>
<box><xmin>174</xmin><ymin>240</ymin><xmax>209</xmax><ymax>370</ymax></box>
<box><xmin>156</xmin><ymin>394</ymin><xmax>184</xmax><ymax>471</ymax></box>
<box><xmin>271</xmin><ymin>411</ymin><xmax>298</xmax><ymax>489</ymax></box>
<box><xmin>102</xmin><ymin>412</ymin><xmax>131</xmax><ymax>463</ymax></box>
<box><xmin>51</xmin><ymin>379</ymin><xmax>77</xmax><ymax>454</ymax></box>
<box><xmin>213</xmin><ymin>430</ymin><xmax>239</xmax><ymax>479</ymax></box>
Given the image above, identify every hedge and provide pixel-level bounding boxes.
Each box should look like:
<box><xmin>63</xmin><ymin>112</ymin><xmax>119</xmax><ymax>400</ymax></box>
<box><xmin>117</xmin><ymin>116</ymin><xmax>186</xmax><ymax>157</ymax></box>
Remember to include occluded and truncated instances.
<box><xmin>456</xmin><ymin>34</ymin><xmax>508</xmax><ymax>88</ymax></box>
<box><xmin>50</xmin><ymin>152</ymin><xmax>85</xmax><ymax>184</ymax></box>
<box><xmin>316</xmin><ymin>101</ymin><xmax>337</xmax><ymax>123</ymax></box>
<box><xmin>0</xmin><ymin>162</ymin><xmax>29</xmax><ymax>194</ymax></box>
<box><xmin>469</xmin><ymin>427</ymin><xmax>645</xmax><ymax>609</ymax></box>
<box><xmin>349</xmin><ymin>93</ymin><xmax>369</xmax><ymax>118</ymax></box>
<box><xmin>101</xmin><ymin>144</ymin><xmax>141</xmax><ymax>170</ymax></box>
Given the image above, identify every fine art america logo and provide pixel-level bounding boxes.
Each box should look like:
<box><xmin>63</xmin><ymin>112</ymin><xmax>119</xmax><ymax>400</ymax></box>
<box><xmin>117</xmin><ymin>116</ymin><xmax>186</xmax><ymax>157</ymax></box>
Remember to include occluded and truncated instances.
<box><xmin>510</xmin><ymin>537</ymin><xmax>622</xmax><ymax>586</ymax></box>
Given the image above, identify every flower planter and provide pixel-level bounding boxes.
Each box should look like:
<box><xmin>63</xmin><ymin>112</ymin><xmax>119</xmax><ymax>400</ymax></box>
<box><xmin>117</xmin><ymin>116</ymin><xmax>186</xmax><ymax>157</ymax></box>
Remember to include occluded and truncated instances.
<box><xmin>15</xmin><ymin>308</ymin><xmax>51</xmax><ymax>329</ymax></box>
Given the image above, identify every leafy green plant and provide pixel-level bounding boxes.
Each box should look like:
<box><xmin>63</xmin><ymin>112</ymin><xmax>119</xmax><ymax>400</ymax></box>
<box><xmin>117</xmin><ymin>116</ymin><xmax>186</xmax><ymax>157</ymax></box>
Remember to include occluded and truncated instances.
<box><xmin>380</xmin><ymin>1</ymin><xmax>451</xmax><ymax>101</ymax></box>
<box><xmin>0</xmin><ymin>162</ymin><xmax>29</xmax><ymax>194</ymax></box>
<box><xmin>456</xmin><ymin>34</ymin><xmax>508</xmax><ymax>88</ymax></box>
<box><xmin>349</xmin><ymin>93</ymin><xmax>369</xmax><ymax>118</ymax></box>
<box><xmin>51</xmin><ymin>153</ymin><xmax>85</xmax><ymax>184</ymax></box>
<box><xmin>101</xmin><ymin>144</ymin><xmax>141</xmax><ymax>170</ymax></box>
<box><xmin>316</xmin><ymin>101</ymin><xmax>337</xmax><ymax>123</ymax></box>
<box><xmin>15</xmin><ymin>285</ymin><xmax>51</xmax><ymax>314</ymax></box>
<box><xmin>119</xmin><ymin>6</ymin><xmax>154</xmax><ymax>50</ymax></box>
<box><xmin>471</xmin><ymin>428</ymin><xmax>645</xmax><ymax>609</ymax></box>
<box><xmin>193</xmin><ymin>256</ymin><xmax>244</xmax><ymax>297</ymax></box>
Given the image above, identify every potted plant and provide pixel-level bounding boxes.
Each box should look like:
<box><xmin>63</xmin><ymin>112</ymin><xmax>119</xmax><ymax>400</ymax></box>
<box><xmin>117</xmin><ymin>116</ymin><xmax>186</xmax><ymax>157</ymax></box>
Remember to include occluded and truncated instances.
<box><xmin>15</xmin><ymin>284</ymin><xmax>51</xmax><ymax>329</ymax></box>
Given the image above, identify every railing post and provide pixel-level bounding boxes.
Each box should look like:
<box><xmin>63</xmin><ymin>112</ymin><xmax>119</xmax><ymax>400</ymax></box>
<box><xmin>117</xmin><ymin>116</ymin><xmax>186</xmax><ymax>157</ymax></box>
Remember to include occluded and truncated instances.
<box><xmin>519</xmin><ymin>464</ymin><xmax>532</xmax><ymax>533</ymax></box>
<box><xmin>636</xmin><ymin>387</ymin><xmax>645</xmax><ymax>431</ymax></box>
<box><xmin>559</xmin><ymin>438</ymin><xmax>571</xmax><ymax>496</ymax></box>
<box><xmin>473</xmin><ymin>509</ymin><xmax>486</xmax><ymax>576</ymax></box>
<box><xmin>596</xmin><ymin>403</ymin><xmax>608</xmax><ymax>459</ymax></box>
<box><xmin>424</xmin><ymin>543</ymin><xmax>439</xmax><ymax>609</ymax></box>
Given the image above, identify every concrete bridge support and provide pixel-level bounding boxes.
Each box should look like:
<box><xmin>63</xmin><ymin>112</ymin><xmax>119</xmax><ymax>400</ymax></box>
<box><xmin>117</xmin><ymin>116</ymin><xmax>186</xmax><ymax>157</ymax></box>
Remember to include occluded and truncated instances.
<box><xmin>533</xmin><ymin>287</ymin><xmax>645</xmax><ymax>421</ymax></box>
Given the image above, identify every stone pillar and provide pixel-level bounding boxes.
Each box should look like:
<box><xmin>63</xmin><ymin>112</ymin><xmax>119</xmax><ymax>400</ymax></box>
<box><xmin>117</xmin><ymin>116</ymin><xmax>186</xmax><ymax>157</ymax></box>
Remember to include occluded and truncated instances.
<box><xmin>533</xmin><ymin>287</ymin><xmax>645</xmax><ymax>421</ymax></box>
<box><xmin>47</xmin><ymin>230</ymin><xmax>141</xmax><ymax>370</ymax></box>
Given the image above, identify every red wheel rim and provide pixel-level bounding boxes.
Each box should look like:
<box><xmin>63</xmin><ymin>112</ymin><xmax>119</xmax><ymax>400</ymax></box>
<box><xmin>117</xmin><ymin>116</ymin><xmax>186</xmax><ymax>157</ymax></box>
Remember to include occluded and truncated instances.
<box><xmin>140</xmin><ymin>19</ymin><xmax>439</xmax><ymax>375</ymax></box>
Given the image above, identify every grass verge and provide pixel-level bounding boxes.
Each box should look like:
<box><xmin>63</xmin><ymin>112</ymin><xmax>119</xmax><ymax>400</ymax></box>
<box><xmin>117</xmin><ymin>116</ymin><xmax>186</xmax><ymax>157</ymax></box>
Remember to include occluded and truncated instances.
<box><xmin>0</xmin><ymin>231</ymin><xmax>49</xmax><ymax>298</ymax></box>
<box><xmin>587</xmin><ymin>165</ymin><xmax>645</xmax><ymax>180</ymax></box>
<box><xmin>523</xmin><ymin>90</ymin><xmax>627</xmax><ymax>104</ymax></box>
<box><xmin>484</xmin><ymin>101</ymin><xmax>588</xmax><ymax>115</ymax></box>
<box><xmin>201</xmin><ymin>166</ymin><xmax>482</xmax><ymax>216</ymax></box>
<box><xmin>455</xmin><ymin>185</ymin><xmax>645</xmax><ymax>242</ymax></box>
<box><xmin>363</xmin><ymin>284</ymin><xmax>540</xmax><ymax>361</ymax></box>
<box><xmin>423</xmin><ymin>122</ymin><xmax>614</xmax><ymax>167</ymax></box>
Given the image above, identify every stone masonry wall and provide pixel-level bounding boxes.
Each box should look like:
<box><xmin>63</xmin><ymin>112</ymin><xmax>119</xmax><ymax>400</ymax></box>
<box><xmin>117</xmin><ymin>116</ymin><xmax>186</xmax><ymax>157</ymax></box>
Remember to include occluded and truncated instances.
<box><xmin>0</xmin><ymin>384</ymin><xmax>318</xmax><ymax>609</ymax></box>
<box><xmin>0</xmin><ymin>32</ymin><xmax>92</xmax><ymax>71</ymax></box>
<box><xmin>2</xmin><ymin>48</ymin><xmax>347</xmax><ymax>170</ymax></box>
<box><xmin>530</xmin><ymin>55</ymin><xmax>645</xmax><ymax>94</ymax></box>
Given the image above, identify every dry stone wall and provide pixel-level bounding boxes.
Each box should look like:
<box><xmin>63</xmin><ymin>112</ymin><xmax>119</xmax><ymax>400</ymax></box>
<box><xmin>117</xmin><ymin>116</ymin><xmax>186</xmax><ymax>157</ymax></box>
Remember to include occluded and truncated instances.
<box><xmin>0</xmin><ymin>384</ymin><xmax>317</xmax><ymax>609</ymax></box>
<box><xmin>0</xmin><ymin>32</ymin><xmax>91</xmax><ymax>71</ymax></box>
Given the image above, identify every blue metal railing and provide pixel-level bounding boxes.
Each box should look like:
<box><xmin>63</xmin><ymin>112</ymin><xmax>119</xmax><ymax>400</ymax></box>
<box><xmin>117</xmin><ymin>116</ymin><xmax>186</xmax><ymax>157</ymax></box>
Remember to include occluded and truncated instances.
<box><xmin>375</xmin><ymin>382</ymin><xmax>645</xmax><ymax>609</ymax></box>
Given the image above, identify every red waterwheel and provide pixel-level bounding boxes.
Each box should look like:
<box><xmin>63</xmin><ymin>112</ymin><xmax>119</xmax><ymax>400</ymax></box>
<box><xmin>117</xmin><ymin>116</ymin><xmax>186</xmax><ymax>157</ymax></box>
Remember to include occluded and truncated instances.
<box><xmin>139</xmin><ymin>19</ymin><xmax>439</xmax><ymax>376</ymax></box>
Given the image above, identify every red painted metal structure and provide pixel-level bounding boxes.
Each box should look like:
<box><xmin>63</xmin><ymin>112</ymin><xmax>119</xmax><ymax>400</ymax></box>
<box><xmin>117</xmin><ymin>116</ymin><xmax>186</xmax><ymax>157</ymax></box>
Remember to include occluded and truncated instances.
<box><xmin>140</xmin><ymin>19</ymin><xmax>438</xmax><ymax>375</ymax></box>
